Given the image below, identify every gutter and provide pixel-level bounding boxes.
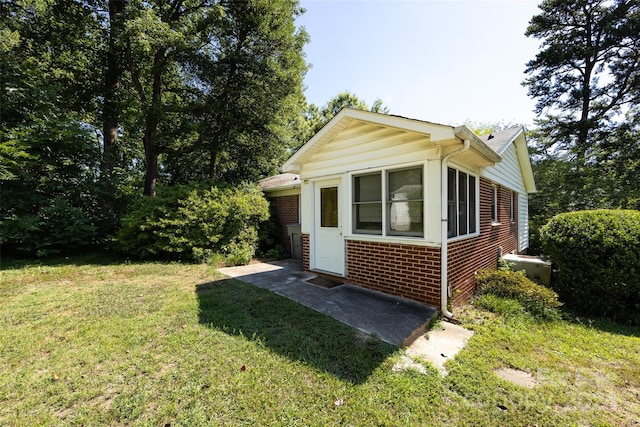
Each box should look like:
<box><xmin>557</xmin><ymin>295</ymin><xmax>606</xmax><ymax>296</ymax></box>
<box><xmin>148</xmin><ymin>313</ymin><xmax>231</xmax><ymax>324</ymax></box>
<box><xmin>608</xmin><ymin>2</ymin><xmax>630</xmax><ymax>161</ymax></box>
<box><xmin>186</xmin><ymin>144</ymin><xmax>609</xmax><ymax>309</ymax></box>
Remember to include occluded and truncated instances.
<box><xmin>440</xmin><ymin>139</ymin><xmax>471</xmax><ymax>319</ymax></box>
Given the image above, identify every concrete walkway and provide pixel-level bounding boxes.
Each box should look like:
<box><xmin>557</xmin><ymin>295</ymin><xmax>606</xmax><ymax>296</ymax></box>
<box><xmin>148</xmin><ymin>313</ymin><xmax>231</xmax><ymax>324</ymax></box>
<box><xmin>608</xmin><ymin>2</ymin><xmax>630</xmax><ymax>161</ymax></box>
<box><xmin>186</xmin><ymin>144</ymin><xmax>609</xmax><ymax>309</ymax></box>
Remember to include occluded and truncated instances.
<box><xmin>217</xmin><ymin>259</ymin><xmax>438</xmax><ymax>346</ymax></box>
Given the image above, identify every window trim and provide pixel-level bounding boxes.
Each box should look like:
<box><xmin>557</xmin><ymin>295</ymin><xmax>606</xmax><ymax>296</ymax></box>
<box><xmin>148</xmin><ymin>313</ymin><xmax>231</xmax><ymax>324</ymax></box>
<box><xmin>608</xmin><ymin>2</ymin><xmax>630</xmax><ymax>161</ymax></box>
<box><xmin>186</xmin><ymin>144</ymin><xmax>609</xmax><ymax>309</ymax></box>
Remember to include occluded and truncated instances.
<box><xmin>447</xmin><ymin>167</ymin><xmax>480</xmax><ymax>240</ymax></box>
<box><xmin>509</xmin><ymin>190</ymin><xmax>517</xmax><ymax>223</ymax></box>
<box><xmin>491</xmin><ymin>184</ymin><xmax>499</xmax><ymax>225</ymax></box>
<box><xmin>351</xmin><ymin>164</ymin><xmax>425</xmax><ymax>239</ymax></box>
<box><xmin>352</xmin><ymin>171</ymin><xmax>383</xmax><ymax>235</ymax></box>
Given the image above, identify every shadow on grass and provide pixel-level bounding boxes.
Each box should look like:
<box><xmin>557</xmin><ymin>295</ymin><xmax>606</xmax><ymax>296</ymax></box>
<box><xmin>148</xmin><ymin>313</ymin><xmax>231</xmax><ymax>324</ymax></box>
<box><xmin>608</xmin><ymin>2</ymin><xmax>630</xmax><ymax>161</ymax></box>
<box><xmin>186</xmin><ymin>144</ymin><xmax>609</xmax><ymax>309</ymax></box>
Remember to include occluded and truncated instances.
<box><xmin>0</xmin><ymin>251</ymin><xmax>132</xmax><ymax>270</ymax></box>
<box><xmin>0</xmin><ymin>250</ymin><xmax>202</xmax><ymax>270</ymax></box>
<box><xmin>562</xmin><ymin>310</ymin><xmax>640</xmax><ymax>338</ymax></box>
<box><xmin>196</xmin><ymin>278</ymin><xmax>397</xmax><ymax>384</ymax></box>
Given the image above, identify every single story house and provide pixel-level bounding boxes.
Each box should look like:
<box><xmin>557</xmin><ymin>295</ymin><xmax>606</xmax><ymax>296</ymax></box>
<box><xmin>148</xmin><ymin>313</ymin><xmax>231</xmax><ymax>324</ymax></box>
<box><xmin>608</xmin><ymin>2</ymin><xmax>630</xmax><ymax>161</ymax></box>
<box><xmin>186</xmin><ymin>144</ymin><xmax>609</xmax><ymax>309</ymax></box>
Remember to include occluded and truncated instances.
<box><xmin>261</xmin><ymin>108</ymin><xmax>536</xmax><ymax>317</ymax></box>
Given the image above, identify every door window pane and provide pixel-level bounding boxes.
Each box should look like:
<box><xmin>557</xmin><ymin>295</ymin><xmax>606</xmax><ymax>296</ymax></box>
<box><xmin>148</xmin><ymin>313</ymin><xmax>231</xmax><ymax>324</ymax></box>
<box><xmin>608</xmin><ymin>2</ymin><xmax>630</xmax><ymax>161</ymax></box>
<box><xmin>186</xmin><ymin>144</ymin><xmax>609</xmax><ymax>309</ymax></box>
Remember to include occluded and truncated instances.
<box><xmin>321</xmin><ymin>187</ymin><xmax>338</xmax><ymax>227</ymax></box>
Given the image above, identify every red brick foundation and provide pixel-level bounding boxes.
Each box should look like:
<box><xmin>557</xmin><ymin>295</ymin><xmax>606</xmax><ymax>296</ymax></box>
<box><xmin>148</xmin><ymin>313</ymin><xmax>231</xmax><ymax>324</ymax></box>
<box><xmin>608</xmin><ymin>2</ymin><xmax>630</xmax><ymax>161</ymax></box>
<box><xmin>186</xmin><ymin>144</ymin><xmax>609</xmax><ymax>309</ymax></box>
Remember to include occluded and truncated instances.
<box><xmin>345</xmin><ymin>240</ymin><xmax>441</xmax><ymax>307</ymax></box>
<box><xmin>448</xmin><ymin>178</ymin><xmax>518</xmax><ymax>303</ymax></box>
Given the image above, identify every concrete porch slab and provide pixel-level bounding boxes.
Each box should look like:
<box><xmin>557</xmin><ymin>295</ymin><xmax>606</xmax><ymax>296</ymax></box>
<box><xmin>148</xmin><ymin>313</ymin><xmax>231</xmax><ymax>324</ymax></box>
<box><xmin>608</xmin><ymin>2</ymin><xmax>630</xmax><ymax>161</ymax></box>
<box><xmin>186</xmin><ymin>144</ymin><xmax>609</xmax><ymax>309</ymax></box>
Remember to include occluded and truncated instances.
<box><xmin>217</xmin><ymin>259</ymin><xmax>438</xmax><ymax>346</ymax></box>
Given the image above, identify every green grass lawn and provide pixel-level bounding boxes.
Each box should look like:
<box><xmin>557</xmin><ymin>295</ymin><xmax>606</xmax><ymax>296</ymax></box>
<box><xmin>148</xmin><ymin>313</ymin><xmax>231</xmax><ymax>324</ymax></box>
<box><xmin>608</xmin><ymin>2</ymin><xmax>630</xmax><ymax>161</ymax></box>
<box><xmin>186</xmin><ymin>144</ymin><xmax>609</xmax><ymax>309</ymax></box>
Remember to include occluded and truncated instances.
<box><xmin>1</xmin><ymin>256</ymin><xmax>638</xmax><ymax>426</ymax></box>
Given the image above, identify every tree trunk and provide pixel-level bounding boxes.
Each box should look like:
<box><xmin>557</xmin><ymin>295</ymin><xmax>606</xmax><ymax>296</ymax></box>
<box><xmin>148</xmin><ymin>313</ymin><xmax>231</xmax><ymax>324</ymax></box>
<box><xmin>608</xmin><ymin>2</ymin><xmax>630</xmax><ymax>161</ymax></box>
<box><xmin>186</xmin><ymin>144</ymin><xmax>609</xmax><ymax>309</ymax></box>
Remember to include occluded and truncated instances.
<box><xmin>142</xmin><ymin>50</ymin><xmax>166</xmax><ymax>196</ymax></box>
<box><xmin>102</xmin><ymin>0</ymin><xmax>125</xmax><ymax>172</ymax></box>
<box><xmin>209</xmin><ymin>150</ymin><xmax>217</xmax><ymax>179</ymax></box>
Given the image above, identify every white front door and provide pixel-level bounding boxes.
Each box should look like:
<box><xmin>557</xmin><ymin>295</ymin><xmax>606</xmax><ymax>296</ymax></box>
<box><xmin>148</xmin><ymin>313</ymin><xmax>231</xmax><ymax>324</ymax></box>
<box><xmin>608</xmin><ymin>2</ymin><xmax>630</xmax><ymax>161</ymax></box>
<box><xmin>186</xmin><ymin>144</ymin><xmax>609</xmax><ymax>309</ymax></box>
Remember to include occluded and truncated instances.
<box><xmin>314</xmin><ymin>179</ymin><xmax>344</xmax><ymax>275</ymax></box>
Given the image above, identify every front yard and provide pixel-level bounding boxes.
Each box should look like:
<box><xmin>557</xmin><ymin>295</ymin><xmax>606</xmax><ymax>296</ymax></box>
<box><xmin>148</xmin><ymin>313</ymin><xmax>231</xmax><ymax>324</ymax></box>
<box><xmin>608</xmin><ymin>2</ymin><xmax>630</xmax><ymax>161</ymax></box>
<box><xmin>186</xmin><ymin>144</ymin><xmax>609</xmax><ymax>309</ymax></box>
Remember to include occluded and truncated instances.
<box><xmin>1</xmin><ymin>256</ymin><xmax>638</xmax><ymax>425</ymax></box>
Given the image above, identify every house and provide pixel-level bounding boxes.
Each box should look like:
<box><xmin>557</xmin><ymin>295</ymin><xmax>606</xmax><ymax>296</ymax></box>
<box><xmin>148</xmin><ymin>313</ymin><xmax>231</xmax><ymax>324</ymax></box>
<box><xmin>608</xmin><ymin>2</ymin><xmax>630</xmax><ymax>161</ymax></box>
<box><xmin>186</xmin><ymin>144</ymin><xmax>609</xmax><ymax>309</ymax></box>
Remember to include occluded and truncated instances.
<box><xmin>262</xmin><ymin>108</ymin><xmax>536</xmax><ymax>317</ymax></box>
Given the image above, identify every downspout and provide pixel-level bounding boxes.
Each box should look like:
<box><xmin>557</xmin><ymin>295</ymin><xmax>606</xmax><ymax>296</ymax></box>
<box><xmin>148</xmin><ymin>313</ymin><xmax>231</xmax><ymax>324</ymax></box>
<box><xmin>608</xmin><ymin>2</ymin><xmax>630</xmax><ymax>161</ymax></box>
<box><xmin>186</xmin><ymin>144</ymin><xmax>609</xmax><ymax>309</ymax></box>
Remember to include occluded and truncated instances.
<box><xmin>440</xmin><ymin>139</ymin><xmax>471</xmax><ymax>319</ymax></box>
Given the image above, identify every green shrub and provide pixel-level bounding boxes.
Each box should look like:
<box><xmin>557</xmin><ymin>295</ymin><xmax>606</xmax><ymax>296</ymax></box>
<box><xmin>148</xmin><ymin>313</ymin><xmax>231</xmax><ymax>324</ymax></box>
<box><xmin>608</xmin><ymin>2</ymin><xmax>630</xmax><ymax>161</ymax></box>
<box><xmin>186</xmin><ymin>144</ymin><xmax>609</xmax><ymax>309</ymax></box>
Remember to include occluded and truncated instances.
<box><xmin>1</xmin><ymin>198</ymin><xmax>98</xmax><ymax>256</ymax></box>
<box><xmin>540</xmin><ymin>209</ymin><xmax>640</xmax><ymax>325</ymax></box>
<box><xmin>476</xmin><ymin>269</ymin><xmax>562</xmax><ymax>321</ymax></box>
<box><xmin>474</xmin><ymin>294</ymin><xmax>527</xmax><ymax>319</ymax></box>
<box><xmin>116</xmin><ymin>182</ymin><xmax>269</xmax><ymax>263</ymax></box>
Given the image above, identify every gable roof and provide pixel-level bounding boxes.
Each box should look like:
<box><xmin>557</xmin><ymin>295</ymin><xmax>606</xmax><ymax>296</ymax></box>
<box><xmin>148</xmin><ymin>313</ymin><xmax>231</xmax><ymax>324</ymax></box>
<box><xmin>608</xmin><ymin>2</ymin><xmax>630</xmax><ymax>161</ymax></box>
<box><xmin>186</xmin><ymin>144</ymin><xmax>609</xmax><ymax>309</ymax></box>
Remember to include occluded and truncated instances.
<box><xmin>481</xmin><ymin>127</ymin><xmax>536</xmax><ymax>193</ymax></box>
<box><xmin>282</xmin><ymin>108</ymin><xmax>501</xmax><ymax>173</ymax></box>
<box><xmin>481</xmin><ymin>127</ymin><xmax>522</xmax><ymax>154</ymax></box>
<box><xmin>280</xmin><ymin>108</ymin><xmax>535</xmax><ymax>193</ymax></box>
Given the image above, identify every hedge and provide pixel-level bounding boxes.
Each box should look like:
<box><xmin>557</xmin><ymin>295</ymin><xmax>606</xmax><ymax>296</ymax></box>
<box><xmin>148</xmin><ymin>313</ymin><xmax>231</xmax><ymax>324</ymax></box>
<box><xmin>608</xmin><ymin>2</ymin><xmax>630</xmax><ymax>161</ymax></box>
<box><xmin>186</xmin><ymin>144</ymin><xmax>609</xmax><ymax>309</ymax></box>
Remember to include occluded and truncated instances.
<box><xmin>116</xmin><ymin>182</ymin><xmax>269</xmax><ymax>264</ymax></box>
<box><xmin>540</xmin><ymin>209</ymin><xmax>640</xmax><ymax>325</ymax></box>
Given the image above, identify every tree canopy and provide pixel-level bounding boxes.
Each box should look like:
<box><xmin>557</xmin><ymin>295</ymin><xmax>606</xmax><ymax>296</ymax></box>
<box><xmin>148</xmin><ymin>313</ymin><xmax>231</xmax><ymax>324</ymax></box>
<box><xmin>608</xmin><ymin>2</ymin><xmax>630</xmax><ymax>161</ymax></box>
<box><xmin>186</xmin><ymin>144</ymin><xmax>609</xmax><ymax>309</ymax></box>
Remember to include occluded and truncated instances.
<box><xmin>0</xmin><ymin>0</ymin><xmax>309</xmax><ymax>255</ymax></box>
<box><xmin>523</xmin><ymin>0</ymin><xmax>640</xmax><ymax>238</ymax></box>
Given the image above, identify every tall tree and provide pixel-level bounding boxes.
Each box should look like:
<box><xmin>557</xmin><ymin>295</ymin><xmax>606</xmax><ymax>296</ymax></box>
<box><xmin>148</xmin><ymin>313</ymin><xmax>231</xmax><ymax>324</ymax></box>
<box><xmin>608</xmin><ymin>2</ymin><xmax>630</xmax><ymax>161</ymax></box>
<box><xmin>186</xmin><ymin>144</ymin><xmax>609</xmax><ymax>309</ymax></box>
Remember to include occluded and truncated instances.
<box><xmin>123</xmin><ymin>1</ymin><xmax>222</xmax><ymax>195</ymax></box>
<box><xmin>102</xmin><ymin>0</ymin><xmax>125</xmax><ymax>173</ymax></box>
<box><xmin>524</xmin><ymin>0</ymin><xmax>640</xmax><ymax>167</ymax></box>
<box><xmin>194</xmin><ymin>0</ymin><xmax>309</xmax><ymax>183</ymax></box>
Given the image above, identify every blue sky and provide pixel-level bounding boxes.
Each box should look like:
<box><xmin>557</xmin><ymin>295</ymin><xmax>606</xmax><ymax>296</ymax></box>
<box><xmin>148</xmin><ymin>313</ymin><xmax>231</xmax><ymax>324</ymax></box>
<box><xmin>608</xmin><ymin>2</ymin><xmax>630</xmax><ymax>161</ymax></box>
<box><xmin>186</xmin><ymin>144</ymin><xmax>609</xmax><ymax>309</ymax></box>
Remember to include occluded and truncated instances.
<box><xmin>297</xmin><ymin>0</ymin><xmax>543</xmax><ymax>127</ymax></box>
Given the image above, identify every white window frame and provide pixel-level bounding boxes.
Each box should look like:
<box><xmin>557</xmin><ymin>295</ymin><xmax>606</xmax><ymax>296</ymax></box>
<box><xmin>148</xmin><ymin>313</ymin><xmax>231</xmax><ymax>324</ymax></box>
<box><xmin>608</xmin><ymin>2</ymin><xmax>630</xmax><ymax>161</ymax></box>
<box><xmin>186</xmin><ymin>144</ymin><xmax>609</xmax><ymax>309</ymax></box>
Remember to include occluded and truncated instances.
<box><xmin>447</xmin><ymin>167</ymin><xmax>479</xmax><ymax>240</ymax></box>
<box><xmin>509</xmin><ymin>190</ymin><xmax>516</xmax><ymax>222</ymax></box>
<box><xmin>491</xmin><ymin>184</ymin><xmax>499</xmax><ymax>224</ymax></box>
<box><xmin>351</xmin><ymin>164</ymin><xmax>425</xmax><ymax>239</ymax></box>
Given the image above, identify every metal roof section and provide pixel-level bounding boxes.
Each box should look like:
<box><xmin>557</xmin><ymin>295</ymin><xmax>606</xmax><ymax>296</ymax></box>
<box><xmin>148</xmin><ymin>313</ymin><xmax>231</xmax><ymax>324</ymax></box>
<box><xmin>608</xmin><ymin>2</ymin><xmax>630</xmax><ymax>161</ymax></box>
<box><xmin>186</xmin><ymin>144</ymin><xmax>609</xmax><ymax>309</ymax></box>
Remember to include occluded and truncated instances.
<box><xmin>259</xmin><ymin>173</ymin><xmax>301</xmax><ymax>192</ymax></box>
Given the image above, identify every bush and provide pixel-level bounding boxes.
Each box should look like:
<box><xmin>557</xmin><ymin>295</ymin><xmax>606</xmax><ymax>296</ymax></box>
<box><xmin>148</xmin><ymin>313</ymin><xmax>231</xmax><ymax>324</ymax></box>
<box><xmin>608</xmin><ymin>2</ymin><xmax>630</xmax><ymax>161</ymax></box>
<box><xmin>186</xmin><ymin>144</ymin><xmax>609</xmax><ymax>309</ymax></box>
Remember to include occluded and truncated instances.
<box><xmin>116</xmin><ymin>182</ymin><xmax>269</xmax><ymax>264</ymax></box>
<box><xmin>476</xmin><ymin>269</ymin><xmax>562</xmax><ymax>321</ymax></box>
<box><xmin>1</xmin><ymin>197</ymin><xmax>98</xmax><ymax>256</ymax></box>
<box><xmin>540</xmin><ymin>209</ymin><xmax>640</xmax><ymax>325</ymax></box>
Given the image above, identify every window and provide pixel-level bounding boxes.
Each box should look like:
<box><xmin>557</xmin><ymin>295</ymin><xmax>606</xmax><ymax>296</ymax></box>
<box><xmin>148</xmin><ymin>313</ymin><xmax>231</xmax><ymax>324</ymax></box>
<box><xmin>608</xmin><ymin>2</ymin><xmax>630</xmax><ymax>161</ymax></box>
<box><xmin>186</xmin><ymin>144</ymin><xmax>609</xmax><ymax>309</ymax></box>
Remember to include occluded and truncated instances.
<box><xmin>353</xmin><ymin>167</ymin><xmax>423</xmax><ymax>237</ymax></box>
<box><xmin>387</xmin><ymin>168</ymin><xmax>423</xmax><ymax>236</ymax></box>
<box><xmin>353</xmin><ymin>172</ymin><xmax>382</xmax><ymax>234</ymax></box>
<box><xmin>448</xmin><ymin>167</ymin><xmax>478</xmax><ymax>238</ymax></box>
<box><xmin>491</xmin><ymin>184</ymin><xmax>498</xmax><ymax>223</ymax></box>
<box><xmin>509</xmin><ymin>190</ymin><xmax>516</xmax><ymax>222</ymax></box>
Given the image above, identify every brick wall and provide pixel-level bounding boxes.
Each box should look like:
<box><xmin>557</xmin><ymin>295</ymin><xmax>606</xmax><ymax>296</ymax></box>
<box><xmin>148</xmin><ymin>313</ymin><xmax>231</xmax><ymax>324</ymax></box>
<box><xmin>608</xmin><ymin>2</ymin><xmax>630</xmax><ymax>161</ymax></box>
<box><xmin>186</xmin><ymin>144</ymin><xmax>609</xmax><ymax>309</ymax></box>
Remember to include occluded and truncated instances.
<box><xmin>345</xmin><ymin>240</ymin><xmax>441</xmax><ymax>306</ymax></box>
<box><xmin>300</xmin><ymin>177</ymin><xmax>519</xmax><ymax>309</ymax></box>
<box><xmin>269</xmin><ymin>195</ymin><xmax>299</xmax><ymax>254</ymax></box>
<box><xmin>302</xmin><ymin>234</ymin><xmax>310</xmax><ymax>270</ymax></box>
<box><xmin>447</xmin><ymin>178</ymin><xmax>518</xmax><ymax>303</ymax></box>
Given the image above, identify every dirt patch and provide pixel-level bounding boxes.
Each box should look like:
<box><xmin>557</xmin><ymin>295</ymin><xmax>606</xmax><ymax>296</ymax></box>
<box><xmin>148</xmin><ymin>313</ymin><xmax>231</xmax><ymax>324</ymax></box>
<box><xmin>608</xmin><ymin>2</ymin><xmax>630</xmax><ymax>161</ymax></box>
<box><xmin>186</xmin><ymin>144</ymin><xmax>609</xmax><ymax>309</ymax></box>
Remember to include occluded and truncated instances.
<box><xmin>494</xmin><ymin>367</ymin><xmax>537</xmax><ymax>388</ymax></box>
<box><xmin>392</xmin><ymin>355</ymin><xmax>428</xmax><ymax>375</ymax></box>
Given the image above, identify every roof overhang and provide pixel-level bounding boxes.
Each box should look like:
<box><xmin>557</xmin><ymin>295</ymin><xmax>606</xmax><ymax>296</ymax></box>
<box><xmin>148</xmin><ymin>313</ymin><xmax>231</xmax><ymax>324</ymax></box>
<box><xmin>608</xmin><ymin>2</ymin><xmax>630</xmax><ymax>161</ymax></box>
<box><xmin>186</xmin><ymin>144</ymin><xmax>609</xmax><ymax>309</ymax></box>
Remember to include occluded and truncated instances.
<box><xmin>513</xmin><ymin>130</ymin><xmax>536</xmax><ymax>193</ymax></box>
<box><xmin>282</xmin><ymin>108</ymin><xmax>503</xmax><ymax>173</ymax></box>
<box><xmin>454</xmin><ymin>125</ymin><xmax>502</xmax><ymax>165</ymax></box>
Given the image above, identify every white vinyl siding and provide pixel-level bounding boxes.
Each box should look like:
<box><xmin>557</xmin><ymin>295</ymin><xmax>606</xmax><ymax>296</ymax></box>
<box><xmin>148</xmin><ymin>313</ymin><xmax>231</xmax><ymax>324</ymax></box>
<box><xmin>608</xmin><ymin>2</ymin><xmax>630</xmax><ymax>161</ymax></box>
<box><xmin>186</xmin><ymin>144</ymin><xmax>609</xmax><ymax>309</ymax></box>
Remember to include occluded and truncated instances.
<box><xmin>482</xmin><ymin>142</ymin><xmax>531</xmax><ymax>250</ymax></box>
<box><xmin>301</xmin><ymin>121</ymin><xmax>440</xmax><ymax>179</ymax></box>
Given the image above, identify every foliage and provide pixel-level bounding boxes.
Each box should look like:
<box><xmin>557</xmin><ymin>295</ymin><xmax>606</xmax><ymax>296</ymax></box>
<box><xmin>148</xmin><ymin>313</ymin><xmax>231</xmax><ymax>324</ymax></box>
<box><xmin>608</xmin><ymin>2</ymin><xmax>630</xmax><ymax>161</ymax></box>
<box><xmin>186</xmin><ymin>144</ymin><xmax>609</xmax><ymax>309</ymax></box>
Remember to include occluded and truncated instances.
<box><xmin>257</xmin><ymin>201</ymin><xmax>287</xmax><ymax>258</ymax></box>
<box><xmin>293</xmin><ymin>91</ymin><xmax>390</xmax><ymax>149</ymax></box>
<box><xmin>524</xmin><ymin>0</ymin><xmax>640</xmax><ymax>243</ymax></box>
<box><xmin>0</xmin><ymin>118</ymin><xmax>121</xmax><ymax>256</ymax></box>
<box><xmin>476</xmin><ymin>269</ymin><xmax>562</xmax><ymax>321</ymax></box>
<box><xmin>116</xmin><ymin>182</ymin><xmax>269</xmax><ymax>263</ymax></box>
<box><xmin>540</xmin><ymin>209</ymin><xmax>640</xmax><ymax>325</ymax></box>
<box><xmin>188</xmin><ymin>0</ymin><xmax>310</xmax><ymax>185</ymax></box>
<box><xmin>1</xmin><ymin>0</ymin><xmax>309</xmax><ymax>258</ymax></box>
<box><xmin>524</xmin><ymin>0</ymin><xmax>640</xmax><ymax>165</ymax></box>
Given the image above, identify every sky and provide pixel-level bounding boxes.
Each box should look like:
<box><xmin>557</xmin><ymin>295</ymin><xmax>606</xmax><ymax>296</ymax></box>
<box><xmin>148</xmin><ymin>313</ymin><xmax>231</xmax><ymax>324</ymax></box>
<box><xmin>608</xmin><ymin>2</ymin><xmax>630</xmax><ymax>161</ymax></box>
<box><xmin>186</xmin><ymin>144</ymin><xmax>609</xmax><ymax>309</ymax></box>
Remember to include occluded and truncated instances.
<box><xmin>296</xmin><ymin>0</ymin><xmax>543</xmax><ymax>127</ymax></box>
